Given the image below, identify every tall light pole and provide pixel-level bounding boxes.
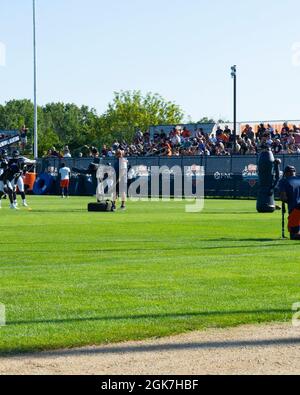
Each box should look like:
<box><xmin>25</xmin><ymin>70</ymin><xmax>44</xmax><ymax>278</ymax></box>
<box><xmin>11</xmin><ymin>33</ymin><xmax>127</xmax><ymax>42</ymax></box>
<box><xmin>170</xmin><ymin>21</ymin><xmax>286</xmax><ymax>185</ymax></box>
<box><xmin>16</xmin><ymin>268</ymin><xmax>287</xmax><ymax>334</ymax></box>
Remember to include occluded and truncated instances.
<box><xmin>231</xmin><ymin>65</ymin><xmax>237</xmax><ymax>154</ymax></box>
<box><xmin>33</xmin><ymin>0</ymin><xmax>38</xmax><ymax>158</ymax></box>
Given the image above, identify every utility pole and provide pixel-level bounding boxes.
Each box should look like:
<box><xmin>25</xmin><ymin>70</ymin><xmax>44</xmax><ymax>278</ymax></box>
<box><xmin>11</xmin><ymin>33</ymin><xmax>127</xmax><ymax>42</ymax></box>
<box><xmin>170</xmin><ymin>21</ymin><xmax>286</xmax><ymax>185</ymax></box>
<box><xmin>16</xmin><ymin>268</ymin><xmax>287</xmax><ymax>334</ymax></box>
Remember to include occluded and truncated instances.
<box><xmin>33</xmin><ymin>0</ymin><xmax>38</xmax><ymax>158</ymax></box>
<box><xmin>231</xmin><ymin>65</ymin><xmax>237</xmax><ymax>154</ymax></box>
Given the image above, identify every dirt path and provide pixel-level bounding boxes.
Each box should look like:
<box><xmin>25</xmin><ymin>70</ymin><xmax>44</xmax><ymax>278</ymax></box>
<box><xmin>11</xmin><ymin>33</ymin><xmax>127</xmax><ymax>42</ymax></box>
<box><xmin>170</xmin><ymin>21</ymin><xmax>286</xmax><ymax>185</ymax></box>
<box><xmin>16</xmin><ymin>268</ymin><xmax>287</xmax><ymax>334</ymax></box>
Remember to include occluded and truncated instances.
<box><xmin>1</xmin><ymin>323</ymin><xmax>300</xmax><ymax>375</ymax></box>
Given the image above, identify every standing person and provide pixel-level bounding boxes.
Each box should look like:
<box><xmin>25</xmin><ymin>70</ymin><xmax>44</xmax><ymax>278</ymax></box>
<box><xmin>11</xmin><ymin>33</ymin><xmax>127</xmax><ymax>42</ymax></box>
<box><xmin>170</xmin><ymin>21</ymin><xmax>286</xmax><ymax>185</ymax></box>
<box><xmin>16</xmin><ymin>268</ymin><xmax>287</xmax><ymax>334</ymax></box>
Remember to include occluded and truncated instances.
<box><xmin>9</xmin><ymin>150</ymin><xmax>28</xmax><ymax>207</ymax></box>
<box><xmin>0</xmin><ymin>162</ymin><xmax>22</xmax><ymax>210</ymax></box>
<box><xmin>20</xmin><ymin>126</ymin><xmax>29</xmax><ymax>152</ymax></box>
<box><xmin>279</xmin><ymin>166</ymin><xmax>300</xmax><ymax>240</ymax></box>
<box><xmin>63</xmin><ymin>146</ymin><xmax>72</xmax><ymax>158</ymax></box>
<box><xmin>0</xmin><ymin>149</ymin><xmax>8</xmax><ymax>178</ymax></box>
<box><xmin>0</xmin><ymin>149</ymin><xmax>8</xmax><ymax>208</ymax></box>
<box><xmin>59</xmin><ymin>163</ymin><xmax>71</xmax><ymax>198</ymax></box>
<box><xmin>112</xmin><ymin>150</ymin><xmax>127</xmax><ymax>211</ymax></box>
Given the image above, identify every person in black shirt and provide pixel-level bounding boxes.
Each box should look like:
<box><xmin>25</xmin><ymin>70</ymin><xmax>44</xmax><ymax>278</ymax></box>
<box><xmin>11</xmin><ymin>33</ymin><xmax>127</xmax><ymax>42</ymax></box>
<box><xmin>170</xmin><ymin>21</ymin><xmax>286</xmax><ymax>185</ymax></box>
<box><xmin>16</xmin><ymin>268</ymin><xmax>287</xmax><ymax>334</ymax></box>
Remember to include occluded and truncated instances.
<box><xmin>257</xmin><ymin>123</ymin><xmax>266</xmax><ymax>140</ymax></box>
<box><xmin>0</xmin><ymin>149</ymin><xmax>8</xmax><ymax>175</ymax></box>
<box><xmin>0</xmin><ymin>163</ymin><xmax>19</xmax><ymax>209</ymax></box>
<box><xmin>8</xmin><ymin>150</ymin><xmax>28</xmax><ymax>207</ymax></box>
<box><xmin>20</xmin><ymin>125</ymin><xmax>28</xmax><ymax>152</ymax></box>
<box><xmin>0</xmin><ymin>150</ymin><xmax>9</xmax><ymax>208</ymax></box>
<box><xmin>272</xmin><ymin>140</ymin><xmax>283</xmax><ymax>154</ymax></box>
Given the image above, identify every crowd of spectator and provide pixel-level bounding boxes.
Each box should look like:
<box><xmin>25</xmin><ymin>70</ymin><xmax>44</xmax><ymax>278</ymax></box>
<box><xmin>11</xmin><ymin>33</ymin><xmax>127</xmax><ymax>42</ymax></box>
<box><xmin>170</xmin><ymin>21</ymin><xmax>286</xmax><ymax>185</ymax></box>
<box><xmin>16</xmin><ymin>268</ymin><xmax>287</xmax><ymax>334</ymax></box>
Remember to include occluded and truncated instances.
<box><xmin>3</xmin><ymin>122</ymin><xmax>300</xmax><ymax>158</ymax></box>
<box><xmin>43</xmin><ymin>122</ymin><xmax>300</xmax><ymax>159</ymax></box>
<box><xmin>45</xmin><ymin>145</ymin><xmax>72</xmax><ymax>159</ymax></box>
<box><xmin>99</xmin><ymin>122</ymin><xmax>300</xmax><ymax>158</ymax></box>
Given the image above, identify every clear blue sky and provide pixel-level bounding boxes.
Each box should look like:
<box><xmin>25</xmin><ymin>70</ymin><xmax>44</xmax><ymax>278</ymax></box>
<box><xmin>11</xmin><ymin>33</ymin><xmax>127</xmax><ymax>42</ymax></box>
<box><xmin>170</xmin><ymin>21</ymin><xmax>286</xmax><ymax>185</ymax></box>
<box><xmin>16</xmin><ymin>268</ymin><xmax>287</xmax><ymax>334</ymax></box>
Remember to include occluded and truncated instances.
<box><xmin>0</xmin><ymin>0</ymin><xmax>300</xmax><ymax>122</ymax></box>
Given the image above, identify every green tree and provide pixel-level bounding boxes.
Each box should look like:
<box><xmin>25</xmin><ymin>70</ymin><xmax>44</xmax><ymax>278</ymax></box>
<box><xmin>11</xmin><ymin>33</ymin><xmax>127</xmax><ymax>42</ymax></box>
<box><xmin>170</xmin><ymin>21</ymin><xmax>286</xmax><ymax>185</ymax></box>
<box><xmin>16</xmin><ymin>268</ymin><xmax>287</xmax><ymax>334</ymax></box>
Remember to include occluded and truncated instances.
<box><xmin>42</xmin><ymin>103</ymin><xmax>98</xmax><ymax>151</ymax></box>
<box><xmin>0</xmin><ymin>99</ymin><xmax>34</xmax><ymax>130</ymax></box>
<box><xmin>98</xmin><ymin>91</ymin><xmax>184</xmax><ymax>144</ymax></box>
<box><xmin>0</xmin><ymin>92</ymin><xmax>185</xmax><ymax>156</ymax></box>
<box><xmin>197</xmin><ymin>117</ymin><xmax>215</xmax><ymax>124</ymax></box>
<box><xmin>196</xmin><ymin>117</ymin><xmax>230</xmax><ymax>124</ymax></box>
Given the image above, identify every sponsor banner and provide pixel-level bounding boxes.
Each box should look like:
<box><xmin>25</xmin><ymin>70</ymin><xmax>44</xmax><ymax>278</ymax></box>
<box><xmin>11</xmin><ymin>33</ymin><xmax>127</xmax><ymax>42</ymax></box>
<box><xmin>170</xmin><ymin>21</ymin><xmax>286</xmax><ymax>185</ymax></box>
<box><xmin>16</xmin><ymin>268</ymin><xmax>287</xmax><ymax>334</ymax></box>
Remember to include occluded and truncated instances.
<box><xmin>214</xmin><ymin>171</ymin><xmax>233</xmax><ymax>180</ymax></box>
<box><xmin>242</xmin><ymin>163</ymin><xmax>259</xmax><ymax>187</ymax></box>
<box><xmin>0</xmin><ymin>135</ymin><xmax>20</xmax><ymax>148</ymax></box>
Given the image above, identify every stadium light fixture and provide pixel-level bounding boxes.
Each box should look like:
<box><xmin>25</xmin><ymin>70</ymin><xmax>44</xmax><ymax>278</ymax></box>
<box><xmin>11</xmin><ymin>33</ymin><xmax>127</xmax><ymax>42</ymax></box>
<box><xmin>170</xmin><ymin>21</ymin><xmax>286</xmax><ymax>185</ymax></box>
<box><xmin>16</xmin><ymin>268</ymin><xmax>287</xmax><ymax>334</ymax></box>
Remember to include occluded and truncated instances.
<box><xmin>33</xmin><ymin>0</ymin><xmax>38</xmax><ymax>159</ymax></box>
<box><xmin>231</xmin><ymin>65</ymin><xmax>237</xmax><ymax>154</ymax></box>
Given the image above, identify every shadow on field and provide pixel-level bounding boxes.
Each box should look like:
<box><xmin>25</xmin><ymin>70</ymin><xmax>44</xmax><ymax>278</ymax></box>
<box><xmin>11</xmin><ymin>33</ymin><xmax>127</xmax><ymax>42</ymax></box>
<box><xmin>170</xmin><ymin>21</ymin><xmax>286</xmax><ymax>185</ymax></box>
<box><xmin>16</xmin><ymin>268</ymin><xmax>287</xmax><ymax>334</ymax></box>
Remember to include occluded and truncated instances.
<box><xmin>0</xmin><ymin>243</ymin><xmax>287</xmax><ymax>254</ymax></box>
<box><xmin>32</xmin><ymin>210</ymin><xmax>85</xmax><ymax>214</ymax></box>
<box><xmin>204</xmin><ymin>238</ymin><xmax>277</xmax><ymax>243</ymax></box>
<box><xmin>9</xmin><ymin>308</ymin><xmax>291</xmax><ymax>327</ymax></box>
<box><xmin>202</xmin><ymin>211</ymin><xmax>259</xmax><ymax>215</ymax></box>
<box><xmin>33</xmin><ymin>336</ymin><xmax>300</xmax><ymax>358</ymax></box>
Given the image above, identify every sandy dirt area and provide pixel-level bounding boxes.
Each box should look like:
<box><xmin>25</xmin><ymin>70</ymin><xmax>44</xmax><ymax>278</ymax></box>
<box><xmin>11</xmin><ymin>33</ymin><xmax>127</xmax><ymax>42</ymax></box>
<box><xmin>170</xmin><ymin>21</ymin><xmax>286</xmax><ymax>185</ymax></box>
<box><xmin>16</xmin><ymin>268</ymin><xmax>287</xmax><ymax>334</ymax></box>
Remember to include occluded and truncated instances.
<box><xmin>1</xmin><ymin>323</ymin><xmax>300</xmax><ymax>375</ymax></box>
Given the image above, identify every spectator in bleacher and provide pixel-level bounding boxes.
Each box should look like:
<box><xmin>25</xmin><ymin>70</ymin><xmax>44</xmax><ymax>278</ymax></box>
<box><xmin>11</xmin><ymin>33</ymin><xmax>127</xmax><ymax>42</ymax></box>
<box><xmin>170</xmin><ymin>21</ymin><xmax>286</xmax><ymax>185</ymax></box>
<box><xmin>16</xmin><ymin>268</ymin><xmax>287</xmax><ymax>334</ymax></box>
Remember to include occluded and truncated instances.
<box><xmin>182</xmin><ymin>126</ymin><xmax>191</xmax><ymax>139</ymax></box>
<box><xmin>63</xmin><ymin>146</ymin><xmax>72</xmax><ymax>158</ymax></box>
<box><xmin>273</xmin><ymin>130</ymin><xmax>281</xmax><ymax>140</ymax></box>
<box><xmin>51</xmin><ymin>147</ymin><xmax>61</xmax><ymax>158</ymax></box>
<box><xmin>224</xmin><ymin>125</ymin><xmax>231</xmax><ymax>135</ymax></box>
<box><xmin>257</xmin><ymin>123</ymin><xmax>266</xmax><ymax>140</ymax></box>
<box><xmin>20</xmin><ymin>125</ymin><xmax>28</xmax><ymax>152</ymax></box>
<box><xmin>101</xmin><ymin>145</ymin><xmax>108</xmax><ymax>158</ymax></box>
<box><xmin>43</xmin><ymin>121</ymin><xmax>300</xmax><ymax>159</ymax></box>
<box><xmin>215</xmin><ymin>126</ymin><xmax>223</xmax><ymax>139</ymax></box>
<box><xmin>171</xmin><ymin>131</ymin><xmax>181</xmax><ymax>147</ymax></box>
<box><xmin>281</xmin><ymin>122</ymin><xmax>290</xmax><ymax>135</ymax></box>
<box><xmin>247</xmin><ymin>127</ymin><xmax>255</xmax><ymax>141</ymax></box>
<box><xmin>267</xmin><ymin>124</ymin><xmax>275</xmax><ymax>137</ymax></box>
<box><xmin>210</xmin><ymin>134</ymin><xmax>217</xmax><ymax>144</ymax></box>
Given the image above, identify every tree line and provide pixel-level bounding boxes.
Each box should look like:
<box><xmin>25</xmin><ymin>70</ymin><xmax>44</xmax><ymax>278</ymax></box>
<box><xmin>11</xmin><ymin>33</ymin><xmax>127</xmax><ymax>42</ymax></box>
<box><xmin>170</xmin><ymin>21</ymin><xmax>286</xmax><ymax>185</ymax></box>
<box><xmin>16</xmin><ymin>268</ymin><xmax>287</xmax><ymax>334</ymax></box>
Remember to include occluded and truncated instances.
<box><xmin>0</xmin><ymin>91</ymin><xmax>186</xmax><ymax>156</ymax></box>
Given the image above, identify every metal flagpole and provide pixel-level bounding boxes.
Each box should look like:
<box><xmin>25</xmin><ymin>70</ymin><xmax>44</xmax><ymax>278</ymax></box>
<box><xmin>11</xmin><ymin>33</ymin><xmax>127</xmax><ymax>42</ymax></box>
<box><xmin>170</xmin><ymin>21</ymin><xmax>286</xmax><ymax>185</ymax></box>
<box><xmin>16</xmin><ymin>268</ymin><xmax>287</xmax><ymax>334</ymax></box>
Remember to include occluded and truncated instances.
<box><xmin>33</xmin><ymin>0</ymin><xmax>38</xmax><ymax>159</ymax></box>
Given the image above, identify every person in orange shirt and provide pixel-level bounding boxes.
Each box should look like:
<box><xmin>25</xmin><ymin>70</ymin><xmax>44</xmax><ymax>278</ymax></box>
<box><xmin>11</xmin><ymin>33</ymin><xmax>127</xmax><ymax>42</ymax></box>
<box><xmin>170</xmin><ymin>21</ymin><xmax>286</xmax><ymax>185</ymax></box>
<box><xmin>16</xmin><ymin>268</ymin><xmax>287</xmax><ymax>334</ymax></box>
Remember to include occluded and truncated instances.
<box><xmin>220</xmin><ymin>133</ymin><xmax>229</xmax><ymax>143</ymax></box>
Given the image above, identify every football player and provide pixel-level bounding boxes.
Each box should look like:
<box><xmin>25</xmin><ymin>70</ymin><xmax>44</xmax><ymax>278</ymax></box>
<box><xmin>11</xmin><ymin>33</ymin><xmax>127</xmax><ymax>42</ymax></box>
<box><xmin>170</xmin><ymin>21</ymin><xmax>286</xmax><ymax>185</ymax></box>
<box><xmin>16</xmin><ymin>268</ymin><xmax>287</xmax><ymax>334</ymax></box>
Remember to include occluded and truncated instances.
<box><xmin>9</xmin><ymin>150</ymin><xmax>28</xmax><ymax>207</ymax></box>
<box><xmin>0</xmin><ymin>149</ymin><xmax>8</xmax><ymax>208</ymax></box>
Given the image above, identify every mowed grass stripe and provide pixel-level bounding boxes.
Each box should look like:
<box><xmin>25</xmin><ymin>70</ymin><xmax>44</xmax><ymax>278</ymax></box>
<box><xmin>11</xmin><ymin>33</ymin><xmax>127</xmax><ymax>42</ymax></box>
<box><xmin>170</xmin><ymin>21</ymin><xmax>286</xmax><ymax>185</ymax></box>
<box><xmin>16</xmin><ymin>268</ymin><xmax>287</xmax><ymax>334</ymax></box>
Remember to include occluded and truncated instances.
<box><xmin>0</xmin><ymin>197</ymin><xmax>299</xmax><ymax>354</ymax></box>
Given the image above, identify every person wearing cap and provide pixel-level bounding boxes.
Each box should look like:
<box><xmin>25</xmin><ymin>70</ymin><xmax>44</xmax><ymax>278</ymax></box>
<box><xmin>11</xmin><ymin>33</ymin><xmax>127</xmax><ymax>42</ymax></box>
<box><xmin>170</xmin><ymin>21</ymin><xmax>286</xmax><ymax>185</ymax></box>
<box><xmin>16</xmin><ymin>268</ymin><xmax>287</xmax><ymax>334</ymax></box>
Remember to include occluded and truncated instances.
<box><xmin>279</xmin><ymin>166</ymin><xmax>300</xmax><ymax>240</ymax></box>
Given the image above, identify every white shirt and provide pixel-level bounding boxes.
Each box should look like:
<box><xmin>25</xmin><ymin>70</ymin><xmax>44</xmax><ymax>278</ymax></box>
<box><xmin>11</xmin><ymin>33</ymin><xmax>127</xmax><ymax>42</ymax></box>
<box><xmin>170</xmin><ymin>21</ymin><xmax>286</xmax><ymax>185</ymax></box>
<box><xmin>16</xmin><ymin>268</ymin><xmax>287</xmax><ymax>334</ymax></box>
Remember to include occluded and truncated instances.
<box><xmin>59</xmin><ymin>167</ymin><xmax>71</xmax><ymax>180</ymax></box>
<box><xmin>120</xmin><ymin>158</ymin><xmax>128</xmax><ymax>171</ymax></box>
<box><xmin>172</xmin><ymin>135</ymin><xmax>181</xmax><ymax>145</ymax></box>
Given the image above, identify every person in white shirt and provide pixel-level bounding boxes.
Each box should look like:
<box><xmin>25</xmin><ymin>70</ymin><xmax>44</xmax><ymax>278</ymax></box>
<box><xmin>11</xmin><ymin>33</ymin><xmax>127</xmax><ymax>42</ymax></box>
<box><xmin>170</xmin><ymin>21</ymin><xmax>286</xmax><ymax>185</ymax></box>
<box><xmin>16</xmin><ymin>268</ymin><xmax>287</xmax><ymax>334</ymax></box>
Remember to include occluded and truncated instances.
<box><xmin>59</xmin><ymin>163</ymin><xmax>71</xmax><ymax>198</ymax></box>
<box><xmin>113</xmin><ymin>150</ymin><xmax>128</xmax><ymax>211</ymax></box>
<box><xmin>210</xmin><ymin>134</ymin><xmax>217</xmax><ymax>144</ymax></box>
<box><xmin>63</xmin><ymin>146</ymin><xmax>72</xmax><ymax>158</ymax></box>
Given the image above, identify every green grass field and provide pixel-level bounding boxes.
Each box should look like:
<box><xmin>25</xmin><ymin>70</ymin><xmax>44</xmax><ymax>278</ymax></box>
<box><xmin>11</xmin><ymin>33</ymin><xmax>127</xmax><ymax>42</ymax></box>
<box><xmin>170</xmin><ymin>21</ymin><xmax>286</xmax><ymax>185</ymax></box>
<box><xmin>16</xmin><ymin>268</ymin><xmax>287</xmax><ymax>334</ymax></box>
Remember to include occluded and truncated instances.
<box><xmin>0</xmin><ymin>196</ymin><xmax>299</xmax><ymax>355</ymax></box>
